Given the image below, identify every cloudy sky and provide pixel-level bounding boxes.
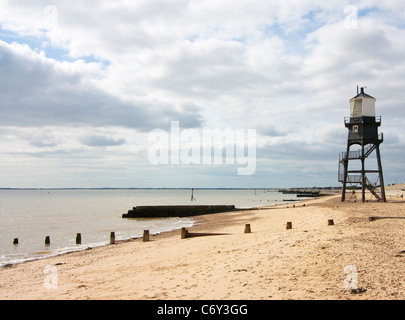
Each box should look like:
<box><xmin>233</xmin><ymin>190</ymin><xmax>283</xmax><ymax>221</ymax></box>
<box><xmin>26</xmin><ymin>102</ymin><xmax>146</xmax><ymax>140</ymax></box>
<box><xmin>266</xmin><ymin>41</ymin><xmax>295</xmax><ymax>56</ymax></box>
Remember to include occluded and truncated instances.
<box><xmin>1</xmin><ymin>0</ymin><xmax>405</xmax><ymax>188</ymax></box>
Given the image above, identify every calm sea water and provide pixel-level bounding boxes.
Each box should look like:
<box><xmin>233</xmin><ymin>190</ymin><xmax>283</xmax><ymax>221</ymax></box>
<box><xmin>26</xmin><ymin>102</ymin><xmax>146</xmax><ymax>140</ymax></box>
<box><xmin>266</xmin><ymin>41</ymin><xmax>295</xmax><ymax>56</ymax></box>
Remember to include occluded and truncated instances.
<box><xmin>0</xmin><ymin>189</ymin><xmax>296</xmax><ymax>266</ymax></box>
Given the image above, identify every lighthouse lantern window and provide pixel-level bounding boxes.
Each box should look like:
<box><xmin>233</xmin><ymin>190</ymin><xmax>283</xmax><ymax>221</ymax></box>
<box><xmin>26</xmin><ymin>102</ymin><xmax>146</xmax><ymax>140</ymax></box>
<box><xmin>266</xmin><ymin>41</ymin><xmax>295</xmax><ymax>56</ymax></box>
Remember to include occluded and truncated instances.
<box><xmin>352</xmin><ymin>100</ymin><xmax>363</xmax><ymax>117</ymax></box>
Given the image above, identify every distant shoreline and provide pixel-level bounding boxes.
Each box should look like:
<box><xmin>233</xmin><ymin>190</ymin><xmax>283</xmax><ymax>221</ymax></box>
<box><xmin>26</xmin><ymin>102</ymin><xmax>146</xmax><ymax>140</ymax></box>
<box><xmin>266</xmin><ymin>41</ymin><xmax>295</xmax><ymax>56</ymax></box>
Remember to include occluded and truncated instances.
<box><xmin>0</xmin><ymin>187</ymin><xmax>275</xmax><ymax>190</ymax></box>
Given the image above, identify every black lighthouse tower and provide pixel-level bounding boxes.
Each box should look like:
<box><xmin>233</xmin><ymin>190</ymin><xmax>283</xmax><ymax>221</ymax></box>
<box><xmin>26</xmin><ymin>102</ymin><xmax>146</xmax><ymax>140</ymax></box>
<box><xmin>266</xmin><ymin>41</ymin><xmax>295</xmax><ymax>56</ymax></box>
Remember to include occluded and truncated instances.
<box><xmin>338</xmin><ymin>87</ymin><xmax>386</xmax><ymax>202</ymax></box>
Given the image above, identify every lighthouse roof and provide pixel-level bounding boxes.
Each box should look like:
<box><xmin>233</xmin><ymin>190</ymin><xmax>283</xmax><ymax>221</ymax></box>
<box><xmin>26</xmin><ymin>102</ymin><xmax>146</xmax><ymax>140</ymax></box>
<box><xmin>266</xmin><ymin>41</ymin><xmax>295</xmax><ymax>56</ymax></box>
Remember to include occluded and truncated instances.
<box><xmin>350</xmin><ymin>87</ymin><xmax>375</xmax><ymax>100</ymax></box>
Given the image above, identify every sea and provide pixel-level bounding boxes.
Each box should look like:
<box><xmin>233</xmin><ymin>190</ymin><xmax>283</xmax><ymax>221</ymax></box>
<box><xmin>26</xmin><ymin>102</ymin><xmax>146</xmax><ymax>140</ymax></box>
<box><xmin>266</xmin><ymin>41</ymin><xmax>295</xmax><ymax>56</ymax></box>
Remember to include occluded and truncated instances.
<box><xmin>0</xmin><ymin>188</ymin><xmax>300</xmax><ymax>267</ymax></box>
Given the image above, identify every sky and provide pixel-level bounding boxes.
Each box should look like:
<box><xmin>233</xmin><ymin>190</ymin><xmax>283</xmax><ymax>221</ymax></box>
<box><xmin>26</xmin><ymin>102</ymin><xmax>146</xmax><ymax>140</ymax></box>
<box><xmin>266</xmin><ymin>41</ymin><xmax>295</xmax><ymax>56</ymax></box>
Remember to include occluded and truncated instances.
<box><xmin>0</xmin><ymin>0</ymin><xmax>405</xmax><ymax>188</ymax></box>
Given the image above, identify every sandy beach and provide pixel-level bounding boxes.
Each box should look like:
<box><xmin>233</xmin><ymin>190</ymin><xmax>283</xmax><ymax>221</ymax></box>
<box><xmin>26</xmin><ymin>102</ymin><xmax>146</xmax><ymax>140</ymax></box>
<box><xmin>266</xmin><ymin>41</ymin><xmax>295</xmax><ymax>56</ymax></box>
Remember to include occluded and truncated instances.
<box><xmin>1</xmin><ymin>184</ymin><xmax>405</xmax><ymax>300</ymax></box>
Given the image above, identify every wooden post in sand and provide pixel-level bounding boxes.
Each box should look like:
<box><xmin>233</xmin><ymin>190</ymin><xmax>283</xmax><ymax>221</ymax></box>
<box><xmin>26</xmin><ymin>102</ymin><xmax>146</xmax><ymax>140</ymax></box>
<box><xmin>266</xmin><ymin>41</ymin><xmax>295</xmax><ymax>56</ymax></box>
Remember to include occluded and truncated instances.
<box><xmin>181</xmin><ymin>227</ymin><xmax>188</xmax><ymax>239</ymax></box>
<box><xmin>110</xmin><ymin>232</ymin><xmax>115</xmax><ymax>244</ymax></box>
<box><xmin>76</xmin><ymin>233</ymin><xmax>81</xmax><ymax>245</ymax></box>
<box><xmin>244</xmin><ymin>224</ymin><xmax>251</xmax><ymax>233</ymax></box>
<box><xmin>286</xmin><ymin>222</ymin><xmax>292</xmax><ymax>230</ymax></box>
<box><xmin>13</xmin><ymin>238</ymin><xmax>18</xmax><ymax>245</ymax></box>
<box><xmin>45</xmin><ymin>236</ymin><xmax>50</xmax><ymax>245</ymax></box>
<box><xmin>328</xmin><ymin>219</ymin><xmax>334</xmax><ymax>226</ymax></box>
<box><xmin>143</xmin><ymin>230</ymin><xmax>150</xmax><ymax>242</ymax></box>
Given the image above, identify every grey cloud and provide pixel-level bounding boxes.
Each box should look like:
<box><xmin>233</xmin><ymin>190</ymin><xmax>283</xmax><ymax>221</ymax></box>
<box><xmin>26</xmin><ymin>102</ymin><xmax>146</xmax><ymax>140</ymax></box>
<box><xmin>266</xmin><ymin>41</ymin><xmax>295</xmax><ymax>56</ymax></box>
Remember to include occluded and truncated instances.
<box><xmin>258</xmin><ymin>139</ymin><xmax>337</xmax><ymax>163</ymax></box>
<box><xmin>30</xmin><ymin>140</ymin><xmax>58</xmax><ymax>148</ymax></box>
<box><xmin>0</xmin><ymin>42</ymin><xmax>204</xmax><ymax>131</ymax></box>
<box><xmin>81</xmin><ymin>135</ymin><xmax>126</xmax><ymax>147</ymax></box>
<box><xmin>258</xmin><ymin>126</ymin><xmax>288</xmax><ymax>137</ymax></box>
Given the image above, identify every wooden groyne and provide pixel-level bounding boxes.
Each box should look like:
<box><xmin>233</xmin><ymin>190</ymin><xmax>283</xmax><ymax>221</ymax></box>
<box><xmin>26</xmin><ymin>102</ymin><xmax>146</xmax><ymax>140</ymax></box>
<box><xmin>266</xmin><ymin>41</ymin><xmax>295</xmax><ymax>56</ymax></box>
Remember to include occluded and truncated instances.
<box><xmin>122</xmin><ymin>205</ymin><xmax>236</xmax><ymax>218</ymax></box>
<box><xmin>279</xmin><ymin>188</ymin><xmax>321</xmax><ymax>196</ymax></box>
<box><xmin>279</xmin><ymin>187</ymin><xmax>338</xmax><ymax>197</ymax></box>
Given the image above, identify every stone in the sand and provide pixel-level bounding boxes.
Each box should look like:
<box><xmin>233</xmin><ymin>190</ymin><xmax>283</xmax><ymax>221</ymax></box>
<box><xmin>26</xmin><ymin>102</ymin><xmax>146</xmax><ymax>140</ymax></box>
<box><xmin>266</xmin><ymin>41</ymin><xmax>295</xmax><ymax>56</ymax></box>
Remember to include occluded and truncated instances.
<box><xmin>351</xmin><ymin>288</ymin><xmax>366</xmax><ymax>294</ymax></box>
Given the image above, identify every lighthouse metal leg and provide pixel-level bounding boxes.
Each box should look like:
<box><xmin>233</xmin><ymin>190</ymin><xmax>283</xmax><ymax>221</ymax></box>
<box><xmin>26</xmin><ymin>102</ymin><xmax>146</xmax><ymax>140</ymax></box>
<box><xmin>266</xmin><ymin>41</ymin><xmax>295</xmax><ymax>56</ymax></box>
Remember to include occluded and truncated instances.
<box><xmin>361</xmin><ymin>145</ymin><xmax>366</xmax><ymax>203</ymax></box>
<box><xmin>341</xmin><ymin>144</ymin><xmax>350</xmax><ymax>202</ymax></box>
<box><xmin>376</xmin><ymin>146</ymin><xmax>386</xmax><ymax>202</ymax></box>
<box><xmin>341</xmin><ymin>163</ymin><xmax>347</xmax><ymax>202</ymax></box>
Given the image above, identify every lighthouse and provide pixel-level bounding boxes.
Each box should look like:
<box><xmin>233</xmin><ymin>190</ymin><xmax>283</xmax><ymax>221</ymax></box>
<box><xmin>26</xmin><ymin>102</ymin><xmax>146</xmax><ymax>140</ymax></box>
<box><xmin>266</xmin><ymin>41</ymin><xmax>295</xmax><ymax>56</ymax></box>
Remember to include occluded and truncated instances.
<box><xmin>338</xmin><ymin>87</ymin><xmax>386</xmax><ymax>202</ymax></box>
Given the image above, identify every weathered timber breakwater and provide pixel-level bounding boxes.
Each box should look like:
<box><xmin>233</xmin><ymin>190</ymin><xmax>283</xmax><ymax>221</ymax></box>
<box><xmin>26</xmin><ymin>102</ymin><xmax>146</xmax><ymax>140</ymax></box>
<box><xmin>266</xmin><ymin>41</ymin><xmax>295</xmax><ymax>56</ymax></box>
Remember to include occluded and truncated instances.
<box><xmin>279</xmin><ymin>188</ymin><xmax>338</xmax><ymax>197</ymax></box>
<box><xmin>122</xmin><ymin>205</ymin><xmax>236</xmax><ymax>218</ymax></box>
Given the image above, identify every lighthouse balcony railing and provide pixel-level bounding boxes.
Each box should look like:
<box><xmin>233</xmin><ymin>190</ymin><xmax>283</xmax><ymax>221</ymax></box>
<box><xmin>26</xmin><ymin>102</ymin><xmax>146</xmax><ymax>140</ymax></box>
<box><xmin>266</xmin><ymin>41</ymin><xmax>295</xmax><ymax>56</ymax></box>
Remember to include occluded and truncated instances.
<box><xmin>338</xmin><ymin>174</ymin><xmax>363</xmax><ymax>183</ymax></box>
<box><xmin>339</xmin><ymin>137</ymin><xmax>383</xmax><ymax>161</ymax></box>
<box><xmin>339</xmin><ymin>150</ymin><xmax>362</xmax><ymax>161</ymax></box>
<box><xmin>344</xmin><ymin>116</ymin><xmax>381</xmax><ymax>125</ymax></box>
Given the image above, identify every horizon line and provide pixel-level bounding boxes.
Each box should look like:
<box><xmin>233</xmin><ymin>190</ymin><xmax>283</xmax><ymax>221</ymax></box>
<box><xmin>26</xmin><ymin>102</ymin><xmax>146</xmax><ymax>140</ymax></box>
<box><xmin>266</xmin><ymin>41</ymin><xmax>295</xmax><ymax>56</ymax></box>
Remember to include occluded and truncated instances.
<box><xmin>0</xmin><ymin>186</ymin><xmax>342</xmax><ymax>190</ymax></box>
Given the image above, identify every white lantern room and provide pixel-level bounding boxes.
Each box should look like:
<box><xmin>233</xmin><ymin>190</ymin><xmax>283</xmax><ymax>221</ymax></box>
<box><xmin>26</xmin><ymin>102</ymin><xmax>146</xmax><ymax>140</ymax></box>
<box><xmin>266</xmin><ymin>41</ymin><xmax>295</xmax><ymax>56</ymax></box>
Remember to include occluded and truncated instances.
<box><xmin>349</xmin><ymin>87</ymin><xmax>376</xmax><ymax>118</ymax></box>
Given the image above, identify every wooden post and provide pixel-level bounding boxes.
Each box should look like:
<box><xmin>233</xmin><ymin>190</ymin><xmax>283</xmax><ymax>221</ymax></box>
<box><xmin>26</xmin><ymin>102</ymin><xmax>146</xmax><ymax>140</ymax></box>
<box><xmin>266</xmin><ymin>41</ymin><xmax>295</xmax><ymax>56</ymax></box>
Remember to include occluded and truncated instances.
<box><xmin>286</xmin><ymin>222</ymin><xmax>292</xmax><ymax>230</ymax></box>
<box><xmin>181</xmin><ymin>227</ymin><xmax>188</xmax><ymax>239</ymax></box>
<box><xmin>76</xmin><ymin>233</ymin><xmax>81</xmax><ymax>244</ymax></box>
<box><xmin>244</xmin><ymin>224</ymin><xmax>251</xmax><ymax>233</ymax></box>
<box><xmin>45</xmin><ymin>236</ymin><xmax>50</xmax><ymax>245</ymax></box>
<box><xmin>328</xmin><ymin>219</ymin><xmax>334</xmax><ymax>226</ymax></box>
<box><xmin>143</xmin><ymin>230</ymin><xmax>150</xmax><ymax>242</ymax></box>
<box><xmin>13</xmin><ymin>238</ymin><xmax>18</xmax><ymax>245</ymax></box>
<box><xmin>110</xmin><ymin>232</ymin><xmax>115</xmax><ymax>244</ymax></box>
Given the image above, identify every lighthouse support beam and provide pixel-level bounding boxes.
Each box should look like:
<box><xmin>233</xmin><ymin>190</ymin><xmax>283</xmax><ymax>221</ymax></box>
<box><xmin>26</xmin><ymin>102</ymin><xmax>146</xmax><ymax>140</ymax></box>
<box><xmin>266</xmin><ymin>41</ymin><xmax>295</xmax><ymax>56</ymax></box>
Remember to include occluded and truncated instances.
<box><xmin>376</xmin><ymin>145</ymin><xmax>386</xmax><ymax>202</ymax></box>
